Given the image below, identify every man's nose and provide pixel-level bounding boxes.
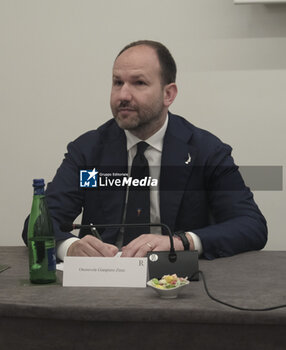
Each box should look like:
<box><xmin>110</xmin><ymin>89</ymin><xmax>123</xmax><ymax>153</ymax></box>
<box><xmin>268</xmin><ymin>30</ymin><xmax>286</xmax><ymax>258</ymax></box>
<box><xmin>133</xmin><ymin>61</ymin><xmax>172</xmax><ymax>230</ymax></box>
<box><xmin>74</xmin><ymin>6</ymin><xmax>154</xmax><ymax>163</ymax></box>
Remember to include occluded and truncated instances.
<box><xmin>119</xmin><ymin>83</ymin><xmax>132</xmax><ymax>101</ymax></box>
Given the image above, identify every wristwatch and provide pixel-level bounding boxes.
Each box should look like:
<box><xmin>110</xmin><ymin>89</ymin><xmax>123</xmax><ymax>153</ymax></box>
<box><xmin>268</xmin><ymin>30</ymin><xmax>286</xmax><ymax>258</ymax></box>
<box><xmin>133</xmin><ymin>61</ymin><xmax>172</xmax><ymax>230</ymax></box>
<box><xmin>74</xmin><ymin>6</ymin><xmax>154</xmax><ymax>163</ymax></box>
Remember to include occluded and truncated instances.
<box><xmin>175</xmin><ymin>231</ymin><xmax>190</xmax><ymax>251</ymax></box>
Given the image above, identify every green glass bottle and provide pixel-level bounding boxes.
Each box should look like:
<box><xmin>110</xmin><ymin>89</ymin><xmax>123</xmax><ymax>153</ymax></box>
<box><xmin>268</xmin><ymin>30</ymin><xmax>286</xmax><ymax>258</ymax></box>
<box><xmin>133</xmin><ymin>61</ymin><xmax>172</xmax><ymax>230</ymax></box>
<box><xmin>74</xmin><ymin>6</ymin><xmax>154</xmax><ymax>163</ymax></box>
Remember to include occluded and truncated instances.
<box><xmin>28</xmin><ymin>179</ymin><xmax>56</xmax><ymax>284</ymax></box>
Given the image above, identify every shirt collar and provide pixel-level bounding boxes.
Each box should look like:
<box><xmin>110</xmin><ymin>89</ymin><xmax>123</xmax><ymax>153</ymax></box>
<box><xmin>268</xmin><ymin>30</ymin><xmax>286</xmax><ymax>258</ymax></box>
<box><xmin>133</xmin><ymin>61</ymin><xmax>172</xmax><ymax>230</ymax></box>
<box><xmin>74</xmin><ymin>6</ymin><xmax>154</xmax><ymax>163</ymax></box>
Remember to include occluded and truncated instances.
<box><xmin>125</xmin><ymin>114</ymin><xmax>169</xmax><ymax>152</ymax></box>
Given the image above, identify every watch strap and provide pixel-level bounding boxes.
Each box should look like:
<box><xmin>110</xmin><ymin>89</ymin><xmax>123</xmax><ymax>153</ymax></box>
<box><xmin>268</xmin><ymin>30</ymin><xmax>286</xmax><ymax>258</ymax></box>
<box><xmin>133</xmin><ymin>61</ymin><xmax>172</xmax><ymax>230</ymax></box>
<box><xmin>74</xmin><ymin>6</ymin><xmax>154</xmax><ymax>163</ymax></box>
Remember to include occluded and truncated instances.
<box><xmin>175</xmin><ymin>231</ymin><xmax>190</xmax><ymax>251</ymax></box>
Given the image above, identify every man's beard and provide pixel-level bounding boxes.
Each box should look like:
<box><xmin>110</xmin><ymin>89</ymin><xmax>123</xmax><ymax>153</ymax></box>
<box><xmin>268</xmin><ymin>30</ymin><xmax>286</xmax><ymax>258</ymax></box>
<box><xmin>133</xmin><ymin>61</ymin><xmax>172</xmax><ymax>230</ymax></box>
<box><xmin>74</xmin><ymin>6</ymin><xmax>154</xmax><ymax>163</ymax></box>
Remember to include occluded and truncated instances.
<box><xmin>112</xmin><ymin>100</ymin><xmax>165</xmax><ymax>132</ymax></box>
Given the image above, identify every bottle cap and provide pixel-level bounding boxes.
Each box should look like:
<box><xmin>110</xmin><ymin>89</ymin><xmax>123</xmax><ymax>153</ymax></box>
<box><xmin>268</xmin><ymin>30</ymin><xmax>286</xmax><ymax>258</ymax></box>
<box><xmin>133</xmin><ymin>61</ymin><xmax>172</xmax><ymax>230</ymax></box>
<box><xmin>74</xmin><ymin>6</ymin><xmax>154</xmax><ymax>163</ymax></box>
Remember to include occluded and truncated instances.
<box><xmin>33</xmin><ymin>178</ymin><xmax>45</xmax><ymax>187</ymax></box>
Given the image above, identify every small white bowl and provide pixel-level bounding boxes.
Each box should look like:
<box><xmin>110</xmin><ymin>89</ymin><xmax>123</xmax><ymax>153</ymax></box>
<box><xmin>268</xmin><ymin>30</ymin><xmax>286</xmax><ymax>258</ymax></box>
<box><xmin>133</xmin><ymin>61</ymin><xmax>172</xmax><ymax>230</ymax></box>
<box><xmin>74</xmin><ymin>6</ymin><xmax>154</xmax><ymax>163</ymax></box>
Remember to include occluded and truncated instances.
<box><xmin>147</xmin><ymin>279</ymin><xmax>190</xmax><ymax>299</ymax></box>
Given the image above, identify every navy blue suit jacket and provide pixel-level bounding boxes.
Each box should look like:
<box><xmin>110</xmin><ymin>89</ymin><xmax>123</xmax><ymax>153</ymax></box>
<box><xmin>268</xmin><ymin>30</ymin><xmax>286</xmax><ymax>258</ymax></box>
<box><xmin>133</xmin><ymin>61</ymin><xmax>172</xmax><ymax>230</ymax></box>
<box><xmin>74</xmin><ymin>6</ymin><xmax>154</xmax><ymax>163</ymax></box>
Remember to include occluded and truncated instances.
<box><xmin>22</xmin><ymin>113</ymin><xmax>267</xmax><ymax>259</ymax></box>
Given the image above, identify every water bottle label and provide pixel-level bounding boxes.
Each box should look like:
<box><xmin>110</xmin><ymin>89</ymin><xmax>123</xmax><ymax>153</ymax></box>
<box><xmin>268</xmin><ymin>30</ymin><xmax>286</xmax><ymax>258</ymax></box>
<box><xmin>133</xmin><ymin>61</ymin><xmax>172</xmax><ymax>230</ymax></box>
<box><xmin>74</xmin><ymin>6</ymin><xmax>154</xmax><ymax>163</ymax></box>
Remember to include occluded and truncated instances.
<box><xmin>47</xmin><ymin>247</ymin><xmax>56</xmax><ymax>271</ymax></box>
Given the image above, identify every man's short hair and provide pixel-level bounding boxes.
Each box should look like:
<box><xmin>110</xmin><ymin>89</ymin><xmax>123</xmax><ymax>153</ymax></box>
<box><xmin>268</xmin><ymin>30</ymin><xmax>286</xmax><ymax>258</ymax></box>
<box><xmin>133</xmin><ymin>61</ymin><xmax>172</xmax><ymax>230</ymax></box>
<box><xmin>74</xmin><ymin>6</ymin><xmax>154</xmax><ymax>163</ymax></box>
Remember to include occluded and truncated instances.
<box><xmin>117</xmin><ymin>40</ymin><xmax>177</xmax><ymax>86</ymax></box>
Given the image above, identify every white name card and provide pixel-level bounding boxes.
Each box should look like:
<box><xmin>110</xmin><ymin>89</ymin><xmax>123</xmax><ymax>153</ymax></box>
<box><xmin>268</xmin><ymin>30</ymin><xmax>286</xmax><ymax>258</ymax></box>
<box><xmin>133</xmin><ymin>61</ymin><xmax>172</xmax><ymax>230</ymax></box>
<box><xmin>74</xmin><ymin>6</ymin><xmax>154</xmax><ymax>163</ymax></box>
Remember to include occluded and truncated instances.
<box><xmin>63</xmin><ymin>256</ymin><xmax>147</xmax><ymax>288</ymax></box>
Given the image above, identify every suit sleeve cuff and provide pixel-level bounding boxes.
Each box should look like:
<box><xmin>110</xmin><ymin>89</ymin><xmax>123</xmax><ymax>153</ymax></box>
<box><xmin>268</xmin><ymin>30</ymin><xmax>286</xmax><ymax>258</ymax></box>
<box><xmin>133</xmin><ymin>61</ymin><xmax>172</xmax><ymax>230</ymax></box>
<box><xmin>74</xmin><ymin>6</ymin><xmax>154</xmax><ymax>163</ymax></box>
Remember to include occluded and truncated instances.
<box><xmin>56</xmin><ymin>237</ymin><xmax>80</xmax><ymax>261</ymax></box>
<box><xmin>186</xmin><ymin>232</ymin><xmax>203</xmax><ymax>256</ymax></box>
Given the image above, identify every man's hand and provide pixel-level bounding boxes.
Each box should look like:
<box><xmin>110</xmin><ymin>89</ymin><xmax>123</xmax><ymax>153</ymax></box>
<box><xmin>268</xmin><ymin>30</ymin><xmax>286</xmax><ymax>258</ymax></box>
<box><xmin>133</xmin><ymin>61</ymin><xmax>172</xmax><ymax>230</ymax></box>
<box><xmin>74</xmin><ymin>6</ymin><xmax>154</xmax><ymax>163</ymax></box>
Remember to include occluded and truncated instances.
<box><xmin>67</xmin><ymin>235</ymin><xmax>119</xmax><ymax>257</ymax></box>
<box><xmin>121</xmin><ymin>233</ymin><xmax>194</xmax><ymax>257</ymax></box>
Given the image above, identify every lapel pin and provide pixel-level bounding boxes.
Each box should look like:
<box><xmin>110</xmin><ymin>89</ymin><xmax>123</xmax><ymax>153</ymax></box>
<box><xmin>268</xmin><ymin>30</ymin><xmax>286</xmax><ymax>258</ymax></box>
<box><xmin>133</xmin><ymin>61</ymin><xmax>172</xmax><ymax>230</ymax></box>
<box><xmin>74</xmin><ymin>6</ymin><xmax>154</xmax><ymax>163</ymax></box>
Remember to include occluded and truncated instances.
<box><xmin>185</xmin><ymin>153</ymin><xmax>191</xmax><ymax>165</ymax></box>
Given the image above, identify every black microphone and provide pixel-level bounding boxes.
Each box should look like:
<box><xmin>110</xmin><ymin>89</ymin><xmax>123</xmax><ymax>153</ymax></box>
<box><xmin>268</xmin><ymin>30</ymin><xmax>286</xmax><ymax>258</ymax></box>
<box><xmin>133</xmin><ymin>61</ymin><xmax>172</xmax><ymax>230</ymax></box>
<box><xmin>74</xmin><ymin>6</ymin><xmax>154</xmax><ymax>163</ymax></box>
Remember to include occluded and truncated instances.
<box><xmin>60</xmin><ymin>222</ymin><xmax>177</xmax><ymax>262</ymax></box>
<box><xmin>60</xmin><ymin>222</ymin><xmax>103</xmax><ymax>241</ymax></box>
<box><xmin>60</xmin><ymin>222</ymin><xmax>82</xmax><ymax>232</ymax></box>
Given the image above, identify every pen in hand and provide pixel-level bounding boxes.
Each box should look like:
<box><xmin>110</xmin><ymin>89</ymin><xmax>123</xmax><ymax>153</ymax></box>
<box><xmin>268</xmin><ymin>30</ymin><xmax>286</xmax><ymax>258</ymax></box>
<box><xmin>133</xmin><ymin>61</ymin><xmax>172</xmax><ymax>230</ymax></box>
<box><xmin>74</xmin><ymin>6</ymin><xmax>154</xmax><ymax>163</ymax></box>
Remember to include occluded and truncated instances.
<box><xmin>90</xmin><ymin>223</ymin><xmax>102</xmax><ymax>241</ymax></box>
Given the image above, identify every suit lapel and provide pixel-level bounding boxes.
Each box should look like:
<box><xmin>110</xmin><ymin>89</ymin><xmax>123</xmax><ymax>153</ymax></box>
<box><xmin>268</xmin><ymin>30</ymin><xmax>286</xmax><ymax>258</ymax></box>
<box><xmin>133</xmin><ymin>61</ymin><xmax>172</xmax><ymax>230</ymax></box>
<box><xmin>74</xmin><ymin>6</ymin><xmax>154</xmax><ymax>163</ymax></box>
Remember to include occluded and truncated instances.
<box><xmin>160</xmin><ymin>114</ymin><xmax>197</xmax><ymax>233</ymax></box>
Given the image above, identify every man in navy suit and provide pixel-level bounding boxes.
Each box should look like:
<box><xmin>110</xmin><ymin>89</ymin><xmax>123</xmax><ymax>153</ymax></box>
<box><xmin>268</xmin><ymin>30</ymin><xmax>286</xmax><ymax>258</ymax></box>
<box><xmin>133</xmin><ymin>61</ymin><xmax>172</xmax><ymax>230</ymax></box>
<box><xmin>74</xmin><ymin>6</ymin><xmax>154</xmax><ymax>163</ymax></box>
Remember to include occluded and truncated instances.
<box><xmin>22</xmin><ymin>40</ymin><xmax>267</xmax><ymax>260</ymax></box>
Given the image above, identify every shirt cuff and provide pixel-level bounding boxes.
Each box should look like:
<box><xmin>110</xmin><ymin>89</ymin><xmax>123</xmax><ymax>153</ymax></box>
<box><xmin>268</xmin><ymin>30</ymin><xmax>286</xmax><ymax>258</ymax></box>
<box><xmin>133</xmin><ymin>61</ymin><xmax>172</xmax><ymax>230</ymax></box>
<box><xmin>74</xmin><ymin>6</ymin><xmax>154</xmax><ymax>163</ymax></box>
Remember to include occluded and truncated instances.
<box><xmin>56</xmin><ymin>237</ymin><xmax>80</xmax><ymax>261</ymax></box>
<box><xmin>186</xmin><ymin>232</ymin><xmax>203</xmax><ymax>256</ymax></box>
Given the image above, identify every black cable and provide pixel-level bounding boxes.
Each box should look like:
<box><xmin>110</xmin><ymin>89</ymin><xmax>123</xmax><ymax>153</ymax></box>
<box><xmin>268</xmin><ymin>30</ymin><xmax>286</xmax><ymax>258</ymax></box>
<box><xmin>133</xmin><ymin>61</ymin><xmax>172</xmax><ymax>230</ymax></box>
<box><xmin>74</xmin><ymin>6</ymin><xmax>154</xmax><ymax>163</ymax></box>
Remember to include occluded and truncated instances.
<box><xmin>190</xmin><ymin>270</ymin><xmax>286</xmax><ymax>312</ymax></box>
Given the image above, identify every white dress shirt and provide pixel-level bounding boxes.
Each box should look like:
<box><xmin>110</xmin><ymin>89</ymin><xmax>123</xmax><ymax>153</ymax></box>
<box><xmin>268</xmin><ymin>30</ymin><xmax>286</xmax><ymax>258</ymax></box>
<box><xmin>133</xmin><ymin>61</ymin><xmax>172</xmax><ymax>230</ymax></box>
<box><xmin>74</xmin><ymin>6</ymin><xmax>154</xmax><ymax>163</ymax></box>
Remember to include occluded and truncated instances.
<box><xmin>57</xmin><ymin>115</ymin><xmax>203</xmax><ymax>260</ymax></box>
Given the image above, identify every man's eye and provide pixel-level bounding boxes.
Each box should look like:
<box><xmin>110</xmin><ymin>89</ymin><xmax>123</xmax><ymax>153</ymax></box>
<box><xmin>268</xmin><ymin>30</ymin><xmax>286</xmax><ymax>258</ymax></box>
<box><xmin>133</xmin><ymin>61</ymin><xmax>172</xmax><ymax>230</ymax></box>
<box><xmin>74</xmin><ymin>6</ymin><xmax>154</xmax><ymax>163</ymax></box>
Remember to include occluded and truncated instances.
<box><xmin>136</xmin><ymin>80</ymin><xmax>146</xmax><ymax>86</ymax></box>
<box><xmin>113</xmin><ymin>80</ymin><xmax>123</xmax><ymax>86</ymax></box>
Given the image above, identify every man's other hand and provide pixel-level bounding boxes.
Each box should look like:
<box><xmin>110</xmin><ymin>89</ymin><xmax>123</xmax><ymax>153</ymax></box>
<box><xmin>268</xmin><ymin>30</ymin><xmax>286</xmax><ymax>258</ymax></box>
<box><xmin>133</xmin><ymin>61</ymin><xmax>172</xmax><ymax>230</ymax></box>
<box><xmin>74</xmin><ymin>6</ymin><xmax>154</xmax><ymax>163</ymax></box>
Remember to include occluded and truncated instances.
<box><xmin>121</xmin><ymin>233</ymin><xmax>194</xmax><ymax>257</ymax></box>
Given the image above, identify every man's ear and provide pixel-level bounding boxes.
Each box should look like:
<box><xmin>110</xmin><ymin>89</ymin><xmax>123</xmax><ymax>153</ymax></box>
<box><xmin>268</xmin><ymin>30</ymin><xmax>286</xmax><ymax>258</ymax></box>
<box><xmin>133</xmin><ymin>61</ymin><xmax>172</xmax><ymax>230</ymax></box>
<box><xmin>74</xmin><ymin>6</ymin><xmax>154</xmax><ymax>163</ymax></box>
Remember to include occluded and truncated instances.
<box><xmin>163</xmin><ymin>83</ymin><xmax>178</xmax><ymax>107</ymax></box>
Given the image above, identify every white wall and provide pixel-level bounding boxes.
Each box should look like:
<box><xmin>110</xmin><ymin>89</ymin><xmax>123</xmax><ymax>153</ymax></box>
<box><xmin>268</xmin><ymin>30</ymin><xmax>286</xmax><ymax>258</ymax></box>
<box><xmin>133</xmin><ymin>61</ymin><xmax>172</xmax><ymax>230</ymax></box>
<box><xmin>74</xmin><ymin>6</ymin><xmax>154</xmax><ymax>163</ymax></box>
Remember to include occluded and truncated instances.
<box><xmin>1</xmin><ymin>0</ymin><xmax>285</xmax><ymax>248</ymax></box>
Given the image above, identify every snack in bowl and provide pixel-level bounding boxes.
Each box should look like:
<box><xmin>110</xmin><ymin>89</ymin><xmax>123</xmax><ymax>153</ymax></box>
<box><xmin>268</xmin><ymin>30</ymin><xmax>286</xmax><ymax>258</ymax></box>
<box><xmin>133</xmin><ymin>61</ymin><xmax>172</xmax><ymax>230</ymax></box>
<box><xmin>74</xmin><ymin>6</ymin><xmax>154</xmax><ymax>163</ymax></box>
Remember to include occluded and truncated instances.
<box><xmin>147</xmin><ymin>274</ymin><xmax>189</xmax><ymax>298</ymax></box>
